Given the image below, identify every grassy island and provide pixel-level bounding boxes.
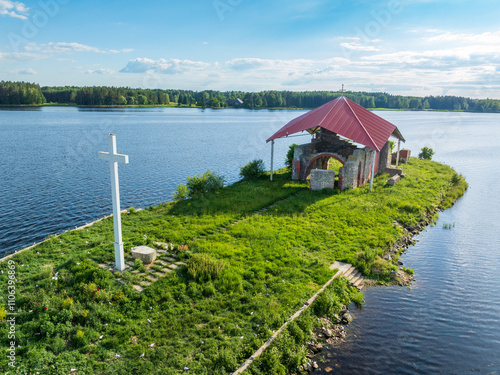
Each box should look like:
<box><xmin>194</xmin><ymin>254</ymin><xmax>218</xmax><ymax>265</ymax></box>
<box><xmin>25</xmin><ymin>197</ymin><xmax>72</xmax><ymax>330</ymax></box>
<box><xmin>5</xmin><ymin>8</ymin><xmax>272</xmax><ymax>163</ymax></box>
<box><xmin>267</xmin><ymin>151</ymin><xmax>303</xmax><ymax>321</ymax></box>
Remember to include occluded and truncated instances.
<box><xmin>0</xmin><ymin>158</ymin><xmax>468</xmax><ymax>374</ymax></box>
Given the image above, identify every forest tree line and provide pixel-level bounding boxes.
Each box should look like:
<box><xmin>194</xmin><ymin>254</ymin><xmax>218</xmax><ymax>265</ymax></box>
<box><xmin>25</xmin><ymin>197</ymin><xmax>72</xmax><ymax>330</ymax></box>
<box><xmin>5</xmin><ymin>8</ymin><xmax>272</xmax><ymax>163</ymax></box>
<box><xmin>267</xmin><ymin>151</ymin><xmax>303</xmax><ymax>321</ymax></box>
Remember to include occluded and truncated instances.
<box><xmin>2</xmin><ymin>81</ymin><xmax>500</xmax><ymax>113</ymax></box>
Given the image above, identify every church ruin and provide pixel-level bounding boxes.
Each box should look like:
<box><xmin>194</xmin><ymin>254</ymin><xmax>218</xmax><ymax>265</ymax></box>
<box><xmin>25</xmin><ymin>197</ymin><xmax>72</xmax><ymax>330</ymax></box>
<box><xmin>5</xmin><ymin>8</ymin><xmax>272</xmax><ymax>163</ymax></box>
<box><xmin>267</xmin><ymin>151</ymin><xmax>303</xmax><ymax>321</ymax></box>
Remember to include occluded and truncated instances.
<box><xmin>267</xmin><ymin>96</ymin><xmax>406</xmax><ymax>190</ymax></box>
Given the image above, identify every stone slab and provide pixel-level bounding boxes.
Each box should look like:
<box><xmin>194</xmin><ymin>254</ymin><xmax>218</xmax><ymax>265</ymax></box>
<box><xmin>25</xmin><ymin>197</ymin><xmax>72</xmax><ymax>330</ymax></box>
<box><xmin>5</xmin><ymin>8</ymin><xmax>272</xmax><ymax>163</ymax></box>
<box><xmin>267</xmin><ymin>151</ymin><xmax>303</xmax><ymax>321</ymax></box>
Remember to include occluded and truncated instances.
<box><xmin>310</xmin><ymin>169</ymin><xmax>335</xmax><ymax>191</ymax></box>
<box><xmin>387</xmin><ymin>174</ymin><xmax>401</xmax><ymax>186</ymax></box>
<box><xmin>132</xmin><ymin>284</ymin><xmax>144</xmax><ymax>292</ymax></box>
<box><xmin>131</xmin><ymin>246</ymin><xmax>157</xmax><ymax>264</ymax></box>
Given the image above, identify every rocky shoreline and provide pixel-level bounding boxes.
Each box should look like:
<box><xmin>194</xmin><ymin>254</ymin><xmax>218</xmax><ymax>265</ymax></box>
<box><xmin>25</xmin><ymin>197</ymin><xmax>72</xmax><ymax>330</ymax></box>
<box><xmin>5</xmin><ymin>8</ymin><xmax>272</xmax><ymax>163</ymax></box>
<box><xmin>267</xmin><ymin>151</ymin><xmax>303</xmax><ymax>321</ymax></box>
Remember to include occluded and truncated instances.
<box><xmin>292</xmin><ymin>308</ymin><xmax>355</xmax><ymax>374</ymax></box>
<box><xmin>291</xmin><ymin>212</ymin><xmax>443</xmax><ymax>374</ymax></box>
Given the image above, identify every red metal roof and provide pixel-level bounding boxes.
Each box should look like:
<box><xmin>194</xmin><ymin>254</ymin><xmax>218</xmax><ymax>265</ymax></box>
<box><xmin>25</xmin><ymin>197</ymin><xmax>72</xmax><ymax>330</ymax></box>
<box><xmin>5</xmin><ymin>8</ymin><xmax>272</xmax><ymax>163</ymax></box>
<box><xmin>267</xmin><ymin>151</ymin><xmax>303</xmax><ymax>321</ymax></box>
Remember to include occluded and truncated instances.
<box><xmin>266</xmin><ymin>96</ymin><xmax>404</xmax><ymax>151</ymax></box>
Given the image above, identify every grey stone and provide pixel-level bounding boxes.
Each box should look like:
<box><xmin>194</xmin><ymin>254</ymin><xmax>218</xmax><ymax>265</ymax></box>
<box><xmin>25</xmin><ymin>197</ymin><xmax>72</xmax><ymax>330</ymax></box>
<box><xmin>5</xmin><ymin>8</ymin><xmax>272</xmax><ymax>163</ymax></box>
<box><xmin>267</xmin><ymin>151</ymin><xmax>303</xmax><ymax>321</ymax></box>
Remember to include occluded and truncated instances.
<box><xmin>310</xmin><ymin>169</ymin><xmax>335</xmax><ymax>191</ymax></box>
<box><xmin>342</xmin><ymin>312</ymin><xmax>353</xmax><ymax>324</ymax></box>
<box><xmin>131</xmin><ymin>246</ymin><xmax>157</xmax><ymax>264</ymax></box>
<box><xmin>387</xmin><ymin>174</ymin><xmax>401</xmax><ymax>186</ymax></box>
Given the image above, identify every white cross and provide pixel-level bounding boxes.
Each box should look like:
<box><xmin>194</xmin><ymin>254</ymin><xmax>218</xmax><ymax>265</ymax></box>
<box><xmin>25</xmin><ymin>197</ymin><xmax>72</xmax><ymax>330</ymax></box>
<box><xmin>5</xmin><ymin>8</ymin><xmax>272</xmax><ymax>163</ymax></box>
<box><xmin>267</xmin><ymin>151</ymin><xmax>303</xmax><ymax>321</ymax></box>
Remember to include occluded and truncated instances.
<box><xmin>98</xmin><ymin>134</ymin><xmax>129</xmax><ymax>271</ymax></box>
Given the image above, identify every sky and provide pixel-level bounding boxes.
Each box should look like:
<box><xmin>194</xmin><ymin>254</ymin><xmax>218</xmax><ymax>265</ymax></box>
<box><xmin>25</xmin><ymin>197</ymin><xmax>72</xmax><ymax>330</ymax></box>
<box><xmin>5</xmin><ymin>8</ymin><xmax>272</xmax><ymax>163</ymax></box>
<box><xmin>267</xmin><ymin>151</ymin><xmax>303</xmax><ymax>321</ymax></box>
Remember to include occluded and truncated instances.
<box><xmin>1</xmin><ymin>0</ymin><xmax>500</xmax><ymax>98</ymax></box>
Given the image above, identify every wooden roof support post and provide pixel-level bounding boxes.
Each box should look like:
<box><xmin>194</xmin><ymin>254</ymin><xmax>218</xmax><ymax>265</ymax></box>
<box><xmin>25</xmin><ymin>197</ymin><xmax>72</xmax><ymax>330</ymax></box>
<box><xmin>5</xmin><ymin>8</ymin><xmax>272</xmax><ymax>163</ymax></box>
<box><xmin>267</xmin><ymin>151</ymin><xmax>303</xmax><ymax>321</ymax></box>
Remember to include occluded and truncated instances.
<box><xmin>270</xmin><ymin>139</ymin><xmax>275</xmax><ymax>181</ymax></box>
<box><xmin>369</xmin><ymin>149</ymin><xmax>376</xmax><ymax>191</ymax></box>
<box><xmin>396</xmin><ymin>139</ymin><xmax>401</xmax><ymax>168</ymax></box>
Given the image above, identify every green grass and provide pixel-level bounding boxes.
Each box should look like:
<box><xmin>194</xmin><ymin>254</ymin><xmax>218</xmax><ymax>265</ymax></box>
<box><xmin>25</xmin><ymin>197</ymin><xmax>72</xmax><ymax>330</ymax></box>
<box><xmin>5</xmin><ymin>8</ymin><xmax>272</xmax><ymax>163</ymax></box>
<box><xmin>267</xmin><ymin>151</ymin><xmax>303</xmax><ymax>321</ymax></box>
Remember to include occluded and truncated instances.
<box><xmin>0</xmin><ymin>159</ymin><xmax>467</xmax><ymax>374</ymax></box>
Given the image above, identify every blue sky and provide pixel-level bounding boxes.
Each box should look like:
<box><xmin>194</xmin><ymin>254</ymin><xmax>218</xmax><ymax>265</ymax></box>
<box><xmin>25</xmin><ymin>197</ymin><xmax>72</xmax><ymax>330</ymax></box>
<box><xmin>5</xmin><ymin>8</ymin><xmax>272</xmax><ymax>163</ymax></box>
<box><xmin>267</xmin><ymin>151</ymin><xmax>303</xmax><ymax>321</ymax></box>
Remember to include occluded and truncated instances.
<box><xmin>1</xmin><ymin>0</ymin><xmax>500</xmax><ymax>98</ymax></box>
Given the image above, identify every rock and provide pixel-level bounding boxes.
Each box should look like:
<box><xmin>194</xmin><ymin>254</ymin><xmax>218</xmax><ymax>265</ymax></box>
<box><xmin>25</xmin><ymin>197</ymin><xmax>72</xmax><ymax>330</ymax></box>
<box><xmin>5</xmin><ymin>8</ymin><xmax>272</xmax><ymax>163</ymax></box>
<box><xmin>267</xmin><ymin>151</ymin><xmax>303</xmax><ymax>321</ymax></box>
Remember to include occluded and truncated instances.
<box><xmin>131</xmin><ymin>246</ymin><xmax>157</xmax><ymax>264</ymax></box>
<box><xmin>342</xmin><ymin>312</ymin><xmax>353</xmax><ymax>324</ymax></box>
<box><xmin>304</xmin><ymin>362</ymin><xmax>312</xmax><ymax>371</ymax></box>
<box><xmin>387</xmin><ymin>174</ymin><xmax>400</xmax><ymax>186</ymax></box>
<box><xmin>324</xmin><ymin>328</ymin><xmax>333</xmax><ymax>338</ymax></box>
<box><xmin>307</xmin><ymin>342</ymin><xmax>323</xmax><ymax>353</ymax></box>
<box><xmin>312</xmin><ymin>362</ymin><xmax>319</xmax><ymax>370</ymax></box>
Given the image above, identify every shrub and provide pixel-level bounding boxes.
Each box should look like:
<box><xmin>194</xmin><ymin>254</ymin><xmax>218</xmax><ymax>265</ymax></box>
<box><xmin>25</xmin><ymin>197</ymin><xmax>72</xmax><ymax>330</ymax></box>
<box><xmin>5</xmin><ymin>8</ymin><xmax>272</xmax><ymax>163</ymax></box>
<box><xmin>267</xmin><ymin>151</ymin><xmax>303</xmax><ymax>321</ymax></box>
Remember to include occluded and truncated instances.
<box><xmin>403</xmin><ymin>267</ymin><xmax>414</xmax><ymax>275</ymax></box>
<box><xmin>186</xmin><ymin>253</ymin><xmax>225</xmax><ymax>282</ymax></box>
<box><xmin>174</xmin><ymin>171</ymin><xmax>226</xmax><ymax>200</ymax></box>
<box><xmin>239</xmin><ymin>159</ymin><xmax>265</xmax><ymax>180</ymax></box>
<box><xmin>285</xmin><ymin>143</ymin><xmax>298</xmax><ymax>170</ymax></box>
<box><xmin>389</xmin><ymin>140</ymin><xmax>396</xmax><ymax>153</ymax></box>
<box><xmin>173</xmin><ymin>183</ymin><xmax>189</xmax><ymax>201</ymax></box>
<box><xmin>351</xmin><ymin>291</ymin><xmax>364</xmax><ymax>307</ymax></box>
<box><xmin>313</xmin><ymin>289</ymin><xmax>342</xmax><ymax>318</ymax></box>
<box><xmin>187</xmin><ymin>171</ymin><xmax>225</xmax><ymax>197</ymax></box>
<box><xmin>128</xmin><ymin>206</ymin><xmax>136</xmax><ymax>213</ymax></box>
<box><xmin>451</xmin><ymin>173</ymin><xmax>463</xmax><ymax>185</ymax></box>
<box><xmin>62</xmin><ymin>297</ymin><xmax>74</xmax><ymax>310</ymax></box>
<box><xmin>418</xmin><ymin>146</ymin><xmax>434</xmax><ymax>160</ymax></box>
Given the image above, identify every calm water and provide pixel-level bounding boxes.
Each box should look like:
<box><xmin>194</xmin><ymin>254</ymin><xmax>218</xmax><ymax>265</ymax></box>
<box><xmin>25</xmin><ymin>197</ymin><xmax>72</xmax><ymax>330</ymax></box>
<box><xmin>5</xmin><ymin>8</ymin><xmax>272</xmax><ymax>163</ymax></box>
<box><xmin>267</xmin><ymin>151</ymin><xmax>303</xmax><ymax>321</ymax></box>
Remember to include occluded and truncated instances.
<box><xmin>0</xmin><ymin>107</ymin><xmax>302</xmax><ymax>256</ymax></box>
<box><xmin>316</xmin><ymin>111</ymin><xmax>500</xmax><ymax>374</ymax></box>
<box><xmin>1</xmin><ymin>108</ymin><xmax>499</xmax><ymax>373</ymax></box>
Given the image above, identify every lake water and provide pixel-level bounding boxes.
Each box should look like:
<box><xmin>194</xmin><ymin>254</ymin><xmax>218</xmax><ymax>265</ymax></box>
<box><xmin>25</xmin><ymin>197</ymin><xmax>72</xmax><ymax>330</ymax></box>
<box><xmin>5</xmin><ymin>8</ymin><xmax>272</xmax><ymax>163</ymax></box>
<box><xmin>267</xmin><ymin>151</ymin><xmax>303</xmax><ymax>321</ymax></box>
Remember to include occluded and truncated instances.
<box><xmin>1</xmin><ymin>107</ymin><xmax>499</xmax><ymax>373</ymax></box>
<box><xmin>315</xmin><ymin>111</ymin><xmax>500</xmax><ymax>374</ymax></box>
<box><xmin>0</xmin><ymin>107</ymin><xmax>301</xmax><ymax>256</ymax></box>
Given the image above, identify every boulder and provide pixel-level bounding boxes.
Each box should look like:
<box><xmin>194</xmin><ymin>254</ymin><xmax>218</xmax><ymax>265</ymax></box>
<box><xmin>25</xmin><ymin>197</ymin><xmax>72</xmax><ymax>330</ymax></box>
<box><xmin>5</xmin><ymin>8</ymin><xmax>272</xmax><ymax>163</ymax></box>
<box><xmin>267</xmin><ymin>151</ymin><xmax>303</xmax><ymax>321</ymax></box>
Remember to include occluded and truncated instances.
<box><xmin>342</xmin><ymin>312</ymin><xmax>353</xmax><ymax>324</ymax></box>
<box><xmin>131</xmin><ymin>246</ymin><xmax>157</xmax><ymax>264</ymax></box>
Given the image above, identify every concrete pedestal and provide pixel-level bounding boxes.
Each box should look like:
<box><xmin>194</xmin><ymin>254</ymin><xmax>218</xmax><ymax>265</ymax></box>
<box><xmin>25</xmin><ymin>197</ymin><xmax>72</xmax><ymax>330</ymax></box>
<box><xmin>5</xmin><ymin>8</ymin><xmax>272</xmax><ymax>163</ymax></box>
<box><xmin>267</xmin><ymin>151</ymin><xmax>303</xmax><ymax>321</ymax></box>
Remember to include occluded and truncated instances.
<box><xmin>131</xmin><ymin>246</ymin><xmax>157</xmax><ymax>264</ymax></box>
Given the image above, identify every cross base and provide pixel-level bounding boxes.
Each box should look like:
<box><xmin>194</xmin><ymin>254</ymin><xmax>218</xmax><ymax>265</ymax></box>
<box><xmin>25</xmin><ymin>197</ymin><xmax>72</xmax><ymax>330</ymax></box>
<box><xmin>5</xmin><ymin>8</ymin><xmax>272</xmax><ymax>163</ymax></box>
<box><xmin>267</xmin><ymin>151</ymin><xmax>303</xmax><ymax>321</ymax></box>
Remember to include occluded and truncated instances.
<box><xmin>114</xmin><ymin>242</ymin><xmax>125</xmax><ymax>271</ymax></box>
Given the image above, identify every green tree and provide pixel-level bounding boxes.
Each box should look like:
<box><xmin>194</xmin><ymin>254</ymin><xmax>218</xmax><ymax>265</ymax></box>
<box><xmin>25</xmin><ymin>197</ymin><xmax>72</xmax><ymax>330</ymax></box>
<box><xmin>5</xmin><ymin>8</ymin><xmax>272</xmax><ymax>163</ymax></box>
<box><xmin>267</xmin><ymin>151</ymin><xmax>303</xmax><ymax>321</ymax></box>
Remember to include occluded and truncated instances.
<box><xmin>418</xmin><ymin>147</ymin><xmax>434</xmax><ymax>160</ymax></box>
<box><xmin>285</xmin><ymin>144</ymin><xmax>298</xmax><ymax>170</ymax></box>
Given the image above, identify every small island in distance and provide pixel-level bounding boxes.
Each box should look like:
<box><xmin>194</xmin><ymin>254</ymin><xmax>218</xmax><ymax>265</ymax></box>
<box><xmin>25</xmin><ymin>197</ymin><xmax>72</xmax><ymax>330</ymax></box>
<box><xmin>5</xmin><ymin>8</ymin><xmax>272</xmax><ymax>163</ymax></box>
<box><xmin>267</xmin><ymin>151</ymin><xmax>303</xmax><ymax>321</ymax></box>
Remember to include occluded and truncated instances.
<box><xmin>1</xmin><ymin>80</ymin><xmax>500</xmax><ymax>112</ymax></box>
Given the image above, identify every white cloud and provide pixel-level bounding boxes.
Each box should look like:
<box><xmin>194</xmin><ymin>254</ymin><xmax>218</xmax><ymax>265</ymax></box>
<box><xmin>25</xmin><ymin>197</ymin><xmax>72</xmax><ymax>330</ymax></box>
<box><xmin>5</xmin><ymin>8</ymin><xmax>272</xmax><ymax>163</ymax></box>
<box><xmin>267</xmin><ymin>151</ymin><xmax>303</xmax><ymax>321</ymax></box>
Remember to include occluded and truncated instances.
<box><xmin>86</xmin><ymin>68</ymin><xmax>115</xmax><ymax>75</ymax></box>
<box><xmin>0</xmin><ymin>0</ymin><xmax>29</xmax><ymax>20</ymax></box>
<box><xmin>24</xmin><ymin>42</ymin><xmax>133</xmax><ymax>54</ymax></box>
<box><xmin>0</xmin><ymin>51</ymin><xmax>45</xmax><ymax>61</ymax></box>
<box><xmin>340</xmin><ymin>42</ymin><xmax>379</xmax><ymax>52</ymax></box>
<box><xmin>120</xmin><ymin>58</ymin><xmax>210</xmax><ymax>74</ymax></box>
<box><xmin>18</xmin><ymin>68</ymin><xmax>36</xmax><ymax>75</ymax></box>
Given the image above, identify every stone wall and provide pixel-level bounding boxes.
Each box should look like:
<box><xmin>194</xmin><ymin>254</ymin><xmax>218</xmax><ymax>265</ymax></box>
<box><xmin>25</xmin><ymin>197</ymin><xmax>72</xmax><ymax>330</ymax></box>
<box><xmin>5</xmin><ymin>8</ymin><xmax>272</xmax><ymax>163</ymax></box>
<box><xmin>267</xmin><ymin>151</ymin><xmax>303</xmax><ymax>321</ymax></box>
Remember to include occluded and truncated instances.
<box><xmin>310</xmin><ymin>169</ymin><xmax>335</xmax><ymax>191</ymax></box>
<box><xmin>378</xmin><ymin>141</ymin><xmax>392</xmax><ymax>171</ymax></box>
<box><xmin>339</xmin><ymin>148</ymin><xmax>375</xmax><ymax>190</ymax></box>
<box><xmin>290</xmin><ymin>130</ymin><xmax>394</xmax><ymax>191</ymax></box>
<box><xmin>292</xmin><ymin>130</ymin><xmax>355</xmax><ymax>180</ymax></box>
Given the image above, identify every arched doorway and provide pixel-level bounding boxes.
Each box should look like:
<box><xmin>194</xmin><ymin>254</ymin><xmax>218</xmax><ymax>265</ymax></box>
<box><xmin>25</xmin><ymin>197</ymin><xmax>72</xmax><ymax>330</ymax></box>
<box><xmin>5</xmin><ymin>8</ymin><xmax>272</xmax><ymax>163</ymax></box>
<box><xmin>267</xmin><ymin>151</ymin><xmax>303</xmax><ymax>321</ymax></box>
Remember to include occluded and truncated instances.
<box><xmin>303</xmin><ymin>153</ymin><xmax>346</xmax><ymax>188</ymax></box>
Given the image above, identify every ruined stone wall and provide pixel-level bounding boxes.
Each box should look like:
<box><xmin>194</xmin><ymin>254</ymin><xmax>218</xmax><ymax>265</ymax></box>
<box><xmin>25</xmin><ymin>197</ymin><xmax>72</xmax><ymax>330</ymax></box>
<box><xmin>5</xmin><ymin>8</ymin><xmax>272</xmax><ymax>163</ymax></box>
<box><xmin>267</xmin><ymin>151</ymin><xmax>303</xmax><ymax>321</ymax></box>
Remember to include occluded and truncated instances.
<box><xmin>292</xmin><ymin>131</ymin><xmax>355</xmax><ymax>180</ymax></box>
<box><xmin>338</xmin><ymin>148</ymin><xmax>375</xmax><ymax>190</ymax></box>
<box><xmin>310</xmin><ymin>169</ymin><xmax>335</xmax><ymax>191</ymax></box>
<box><xmin>378</xmin><ymin>141</ymin><xmax>392</xmax><ymax>171</ymax></box>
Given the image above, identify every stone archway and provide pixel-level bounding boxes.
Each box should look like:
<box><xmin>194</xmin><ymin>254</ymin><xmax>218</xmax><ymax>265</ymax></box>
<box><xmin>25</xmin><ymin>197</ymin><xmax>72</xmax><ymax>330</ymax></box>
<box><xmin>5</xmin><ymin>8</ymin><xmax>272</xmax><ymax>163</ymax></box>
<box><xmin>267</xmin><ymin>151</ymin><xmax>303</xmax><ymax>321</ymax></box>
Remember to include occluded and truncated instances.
<box><xmin>303</xmin><ymin>152</ymin><xmax>347</xmax><ymax>181</ymax></box>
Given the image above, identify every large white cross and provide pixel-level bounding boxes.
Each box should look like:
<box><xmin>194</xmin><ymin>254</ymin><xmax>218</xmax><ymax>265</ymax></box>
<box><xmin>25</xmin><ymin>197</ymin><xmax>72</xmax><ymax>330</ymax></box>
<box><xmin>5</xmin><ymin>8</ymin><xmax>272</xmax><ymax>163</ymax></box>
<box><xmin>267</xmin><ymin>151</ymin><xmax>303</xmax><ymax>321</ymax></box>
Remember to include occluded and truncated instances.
<box><xmin>98</xmin><ymin>134</ymin><xmax>129</xmax><ymax>271</ymax></box>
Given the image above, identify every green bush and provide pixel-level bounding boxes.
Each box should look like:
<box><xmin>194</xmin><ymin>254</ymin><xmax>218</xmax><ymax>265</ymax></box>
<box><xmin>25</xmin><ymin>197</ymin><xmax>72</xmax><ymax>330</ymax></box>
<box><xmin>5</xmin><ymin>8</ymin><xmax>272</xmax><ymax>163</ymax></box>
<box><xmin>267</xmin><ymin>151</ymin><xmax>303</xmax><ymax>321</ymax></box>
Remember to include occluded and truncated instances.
<box><xmin>351</xmin><ymin>291</ymin><xmax>364</xmax><ymax>306</ymax></box>
<box><xmin>173</xmin><ymin>183</ymin><xmax>189</xmax><ymax>200</ymax></box>
<box><xmin>451</xmin><ymin>173</ymin><xmax>464</xmax><ymax>185</ymax></box>
<box><xmin>187</xmin><ymin>253</ymin><xmax>225</xmax><ymax>282</ymax></box>
<box><xmin>313</xmin><ymin>289</ymin><xmax>342</xmax><ymax>318</ymax></box>
<box><xmin>403</xmin><ymin>267</ymin><xmax>414</xmax><ymax>275</ymax></box>
<box><xmin>285</xmin><ymin>143</ymin><xmax>298</xmax><ymax>170</ymax></box>
<box><xmin>174</xmin><ymin>171</ymin><xmax>226</xmax><ymax>200</ymax></box>
<box><xmin>187</xmin><ymin>171</ymin><xmax>225</xmax><ymax>197</ymax></box>
<box><xmin>418</xmin><ymin>146</ymin><xmax>434</xmax><ymax>160</ymax></box>
<box><xmin>240</xmin><ymin>159</ymin><xmax>265</xmax><ymax>180</ymax></box>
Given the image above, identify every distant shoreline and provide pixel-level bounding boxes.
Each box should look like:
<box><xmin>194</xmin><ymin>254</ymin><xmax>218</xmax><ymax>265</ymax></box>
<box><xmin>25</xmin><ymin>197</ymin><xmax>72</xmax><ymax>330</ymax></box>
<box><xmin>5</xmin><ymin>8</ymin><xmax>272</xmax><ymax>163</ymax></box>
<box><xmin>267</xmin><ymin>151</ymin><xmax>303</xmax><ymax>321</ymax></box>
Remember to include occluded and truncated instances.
<box><xmin>0</xmin><ymin>103</ymin><xmax>497</xmax><ymax>114</ymax></box>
